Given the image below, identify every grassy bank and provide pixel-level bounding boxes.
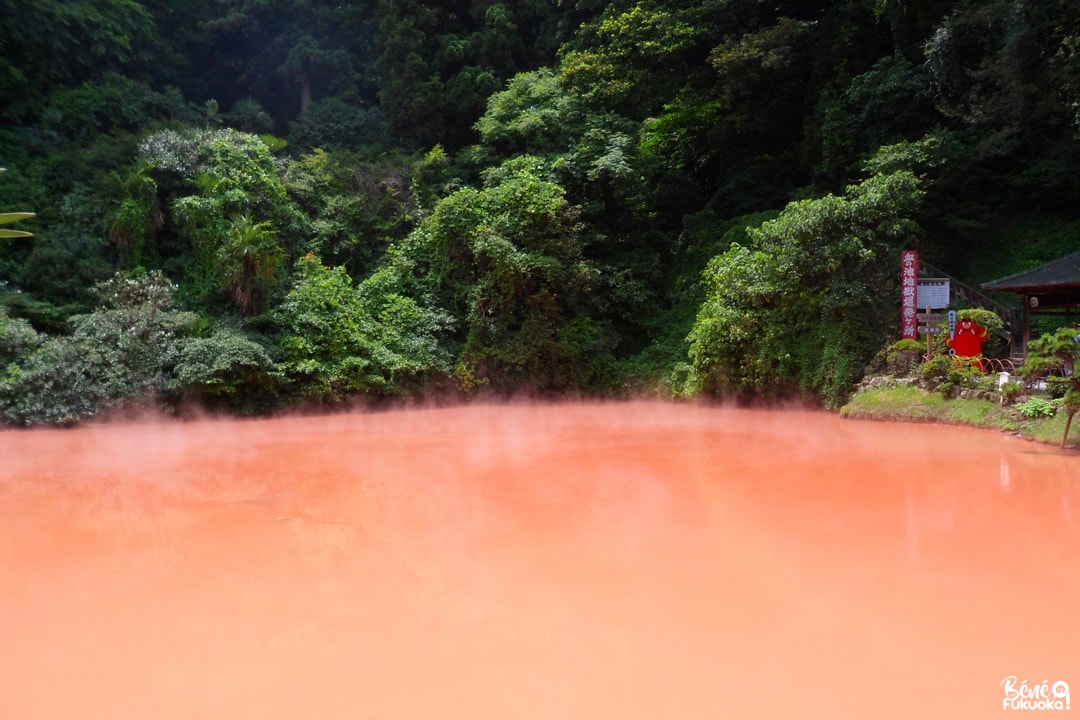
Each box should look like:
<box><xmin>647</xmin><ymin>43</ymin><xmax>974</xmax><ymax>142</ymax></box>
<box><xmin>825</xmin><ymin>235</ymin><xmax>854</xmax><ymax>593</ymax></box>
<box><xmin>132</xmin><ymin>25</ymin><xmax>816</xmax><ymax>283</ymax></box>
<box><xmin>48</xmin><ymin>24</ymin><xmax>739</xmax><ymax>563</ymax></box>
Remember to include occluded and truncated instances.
<box><xmin>840</xmin><ymin>384</ymin><xmax>1075</xmax><ymax>449</ymax></box>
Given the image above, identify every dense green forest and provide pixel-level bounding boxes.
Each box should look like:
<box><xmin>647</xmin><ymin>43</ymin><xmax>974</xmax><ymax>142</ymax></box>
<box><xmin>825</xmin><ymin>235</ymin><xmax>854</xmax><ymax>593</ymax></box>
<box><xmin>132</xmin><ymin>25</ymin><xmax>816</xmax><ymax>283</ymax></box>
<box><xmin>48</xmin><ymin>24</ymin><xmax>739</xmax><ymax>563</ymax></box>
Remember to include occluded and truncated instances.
<box><xmin>1</xmin><ymin>0</ymin><xmax>1079</xmax><ymax>424</ymax></box>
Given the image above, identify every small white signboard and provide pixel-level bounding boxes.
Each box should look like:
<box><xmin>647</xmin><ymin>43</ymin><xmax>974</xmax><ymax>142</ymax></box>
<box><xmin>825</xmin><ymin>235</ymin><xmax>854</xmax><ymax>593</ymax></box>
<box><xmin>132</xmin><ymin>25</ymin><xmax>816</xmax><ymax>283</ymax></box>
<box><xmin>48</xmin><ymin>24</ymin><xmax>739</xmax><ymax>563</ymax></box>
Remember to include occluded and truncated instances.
<box><xmin>917</xmin><ymin>279</ymin><xmax>950</xmax><ymax>310</ymax></box>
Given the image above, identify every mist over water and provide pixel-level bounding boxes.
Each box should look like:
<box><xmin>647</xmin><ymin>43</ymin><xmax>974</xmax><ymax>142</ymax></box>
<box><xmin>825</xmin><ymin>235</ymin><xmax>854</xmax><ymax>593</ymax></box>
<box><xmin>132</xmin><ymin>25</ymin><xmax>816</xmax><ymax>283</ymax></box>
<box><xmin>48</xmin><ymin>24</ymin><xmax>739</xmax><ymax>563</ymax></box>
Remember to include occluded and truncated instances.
<box><xmin>1</xmin><ymin>402</ymin><xmax>1077</xmax><ymax>719</ymax></box>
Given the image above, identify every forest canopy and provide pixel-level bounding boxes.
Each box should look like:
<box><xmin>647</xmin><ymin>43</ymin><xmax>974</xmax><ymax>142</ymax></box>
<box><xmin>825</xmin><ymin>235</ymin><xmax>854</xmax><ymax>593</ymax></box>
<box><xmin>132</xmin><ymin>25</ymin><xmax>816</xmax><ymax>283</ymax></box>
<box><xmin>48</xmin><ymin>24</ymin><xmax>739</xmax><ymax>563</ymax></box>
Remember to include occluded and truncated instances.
<box><xmin>2</xmin><ymin>0</ymin><xmax>1079</xmax><ymax>423</ymax></box>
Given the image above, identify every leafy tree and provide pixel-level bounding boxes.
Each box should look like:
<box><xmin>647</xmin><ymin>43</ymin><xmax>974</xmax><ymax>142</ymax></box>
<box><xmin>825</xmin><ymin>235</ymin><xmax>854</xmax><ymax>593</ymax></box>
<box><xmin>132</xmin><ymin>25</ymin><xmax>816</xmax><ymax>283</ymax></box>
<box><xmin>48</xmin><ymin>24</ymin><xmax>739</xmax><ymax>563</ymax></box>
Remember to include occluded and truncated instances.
<box><xmin>815</xmin><ymin>55</ymin><xmax>939</xmax><ymax>185</ymax></box>
<box><xmin>391</xmin><ymin>156</ymin><xmax>611</xmax><ymax>392</ymax></box>
<box><xmin>173</xmin><ymin>327</ymin><xmax>277</xmax><ymax>412</ymax></box>
<box><xmin>0</xmin><ymin>0</ymin><xmax>154</xmax><ymax>120</ymax></box>
<box><xmin>224</xmin><ymin>96</ymin><xmax>274</xmax><ymax>134</ymax></box>
<box><xmin>273</xmin><ymin>254</ymin><xmax>451</xmax><ymax>401</ymax></box>
<box><xmin>373</xmin><ymin>0</ymin><xmax>564</xmax><ymax>149</ymax></box>
<box><xmin>0</xmin><ymin>305</ymin><xmax>39</xmax><ymax>367</ymax></box>
<box><xmin>138</xmin><ymin>128</ymin><xmax>306</xmax><ymax>312</ymax></box>
<box><xmin>558</xmin><ymin>1</ymin><xmax>705</xmax><ymax>119</ymax></box>
<box><xmin>18</xmin><ymin>185</ymin><xmax>116</xmax><ymax>309</ymax></box>
<box><xmin>924</xmin><ymin>0</ymin><xmax>1067</xmax><ymax>131</ymax></box>
<box><xmin>1021</xmin><ymin>326</ymin><xmax>1080</xmax><ymax>447</ymax></box>
<box><xmin>281</xmin><ymin>148</ymin><xmax>415</xmax><ymax>277</ymax></box>
<box><xmin>108</xmin><ymin>161</ymin><xmax>163</xmax><ymax>266</ymax></box>
<box><xmin>286</xmin><ymin>97</ymin><xmax>389</xmax><ymax>153</ymax></box>
<box><xmin>38</xmin><ymin>73</ymin><xmax>199</xmax><ymax>143</ymax></box>
<box><xmin>0</xmin><ymin>271</ymin><xmax>197</xmax><ymax>425</ymax></box>
<box><xmin>875</xmin><ymin>0</ymin><xmax>961</xmax><ymax>62</ymax></box>
<box><xmin>191</xmin><ymin>0</ymin><xmax>372</xmax><ymax>128</ymax></box>
<box><xmin>687</xmin><ymin>167</ymin><xmax>925</xmax><ymax>408</ymax></box>
<box><xmin>473</xmin><ymin>68</ymin><xmax>646</xmax><ymax>230</ymax></box>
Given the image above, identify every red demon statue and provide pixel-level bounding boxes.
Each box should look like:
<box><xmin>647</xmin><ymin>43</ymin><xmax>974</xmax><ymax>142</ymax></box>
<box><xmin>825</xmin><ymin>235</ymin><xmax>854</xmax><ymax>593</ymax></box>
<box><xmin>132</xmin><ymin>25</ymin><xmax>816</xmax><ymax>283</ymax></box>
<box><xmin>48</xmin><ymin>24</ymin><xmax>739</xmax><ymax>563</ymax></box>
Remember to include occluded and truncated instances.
<box><xmin>948</xmin><ymin>316</ymin><xmax>989</xmax><ymax>370</ymax></box>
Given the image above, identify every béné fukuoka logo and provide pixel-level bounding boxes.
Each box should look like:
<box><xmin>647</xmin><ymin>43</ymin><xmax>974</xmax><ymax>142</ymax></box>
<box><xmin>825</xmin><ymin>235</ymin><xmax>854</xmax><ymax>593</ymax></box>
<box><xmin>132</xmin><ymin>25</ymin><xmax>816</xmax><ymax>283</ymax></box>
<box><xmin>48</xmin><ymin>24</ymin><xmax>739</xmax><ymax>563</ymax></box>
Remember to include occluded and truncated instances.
<box><xmin>1002</xmin><ymin>677</ymin><xmax>1071</xmax><ymax>711</ymax></box>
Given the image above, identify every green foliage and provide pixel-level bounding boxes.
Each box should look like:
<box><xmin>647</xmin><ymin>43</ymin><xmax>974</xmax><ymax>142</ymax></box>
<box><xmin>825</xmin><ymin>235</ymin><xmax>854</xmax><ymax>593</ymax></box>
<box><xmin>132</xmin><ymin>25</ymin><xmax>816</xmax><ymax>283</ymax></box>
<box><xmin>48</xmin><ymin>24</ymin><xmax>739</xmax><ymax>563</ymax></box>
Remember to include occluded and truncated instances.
<box><xmin>1016</xmin><ymin>396</ymin><xmax>1060</xmax><ymax>420</ymax></box>
<box><xmin>273</xmin><ymin>254</ymin><xmax>452</xmax><ymax>401</ymax></box>
<box><xmin>885</xmin><ymin>338</ymin><xmax>924</xmax><ymax>376</ymax></box>
<box><xmin>687</xmin><ymin>168</ymin><xmax>925</xmax><ymax>407</ymax></box>
<box><xmin>1000</xmin><ymin>379</ymin><xmax>1023</xmax><ymax>404</ymax></box>
<box><xmin>17</xmin><ymin>185</ymin><xmax>116</xmax><ymax>308</ymax></box>
<box><xmin>391</xmin><ymin>156</ymin><xmax>611</xmax><ymax>392</ymax></box>
<box><xmin>817</xmin><ymin>56</ymin><xmax>938</xmax><ymax>183</ymax></box>
<box><xmin>919</xmin><ymin>354</ymin><xmax>953</xmax><ymax>383</ymax></box>
<box><xmin>0</xmin><ymin>305</ymin><xmax>40</xmax><ymax>366</ymax></box>
<box><xmin>225</xmin><ymin>97</ymin><xmax>274</xmax><ymax>134</ymax></box>
<box><xmin>39</xmin><ymin>74</ymin><xmax>199</xmax><ymax>143</ymax></box>
<box><xmin>174</xmin><ymin>328</ymin><xmax>277</xmax><ymax>411</ymax></box>
<box><xmin>108</xmin><ymin>161</ymin><xmax>162</xmax><ymax>265</ymax></box>
<box><xmin>138</xmin><ymin>127</ymin><xmax>306</xmax><ymax>312</ymax></box>
<box><xmin>0</xmin><ymin>0</ymin><xmax>155</xmax><ymax>120</ymax></box>
<box><xmin>924</xmin><ymin>0</ymin><xmax>1074</xmax><ymax>133</ymax></box>
<box><xmin>1020</xmin><ymin>326</ymin><xmax>1080</xmax><ymax>445</ymax></box>
<box><xmin>0</xmin><ymin>271</ymin><xmax>196</xmax><ymax>425</ymax></box>
<box><xmin>559</xmin><ymin>2</ymin><xmax>701</xmax><ymax>118</ymax></box>
<box><xmin>287</xmin><ymin>97</ymin><xmax>389</xmax><ymax>153</ymax></box>
<box><xmin>281</xmin><ymin>149</ymin><xmax>415</xmax><ymax>276</ymax></box>
<box><xmin>472</xmin><ymin>68</ymin><xmax>646</xmax><ymax>232</ymax></box>
<box><xmin>475</xmin><ymin>69</ymin><xmax>584</xmax><ymax>155</ymax></box>
<box><xmin>373</xmin><ymin>0</ymin><xmax>563</xmax><ymax>149</ymax></box>
<box><xmin>0</xmin><ymin>168</ymin><xmax>34</xmax><ymax>240</ymax></box>
<box><xmin>1021</xmin><ymin>327</ymin><xmax>1080</xmax><ymax>380</ymax></box>
<box><xmin>216</xmin><ymin>213</ymin><xmax>284</xmax><ymax>316</ymax></box>
<box><xmin>938</xmin><ymin>364</ymin><xmax>984</xmax><ymax>398</ymax></box>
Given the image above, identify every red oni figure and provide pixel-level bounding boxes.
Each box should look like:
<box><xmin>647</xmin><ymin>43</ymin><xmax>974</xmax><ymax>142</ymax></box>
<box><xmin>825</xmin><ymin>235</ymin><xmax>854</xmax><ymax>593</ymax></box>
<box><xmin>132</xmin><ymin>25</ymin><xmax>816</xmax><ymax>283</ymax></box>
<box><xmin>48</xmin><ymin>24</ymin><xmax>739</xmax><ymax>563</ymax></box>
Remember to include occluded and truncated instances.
<box><xmin>948</xmin><ymin>316</ymin><xmax>989</xmax><ymax>370</ymax></box>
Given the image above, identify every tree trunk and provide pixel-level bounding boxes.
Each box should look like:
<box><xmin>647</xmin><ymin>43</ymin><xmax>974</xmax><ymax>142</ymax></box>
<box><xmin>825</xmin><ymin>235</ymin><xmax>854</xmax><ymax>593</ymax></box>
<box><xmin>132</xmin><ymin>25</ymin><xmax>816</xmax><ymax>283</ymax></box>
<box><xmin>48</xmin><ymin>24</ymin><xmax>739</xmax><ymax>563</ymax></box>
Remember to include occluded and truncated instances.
<box><xmin>1062</xmin><ymin>409</ymin><xmax>1075</xmax><ymax>449</ymax></box>
<box><xmin>299</xmin><ymin>73</ymin><xmax>311</xmax><ymax>116</ymax></box>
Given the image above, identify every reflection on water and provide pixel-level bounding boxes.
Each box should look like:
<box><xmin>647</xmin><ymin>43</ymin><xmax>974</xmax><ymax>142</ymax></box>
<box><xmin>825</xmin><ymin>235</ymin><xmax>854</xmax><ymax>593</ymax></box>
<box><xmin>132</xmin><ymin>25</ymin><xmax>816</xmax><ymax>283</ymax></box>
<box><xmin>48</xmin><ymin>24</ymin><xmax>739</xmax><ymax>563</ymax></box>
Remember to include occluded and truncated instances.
<box><xmin>0</xmin><ymin>402</ymin><xmax>1077</xmax><ymax>719</ymax></box>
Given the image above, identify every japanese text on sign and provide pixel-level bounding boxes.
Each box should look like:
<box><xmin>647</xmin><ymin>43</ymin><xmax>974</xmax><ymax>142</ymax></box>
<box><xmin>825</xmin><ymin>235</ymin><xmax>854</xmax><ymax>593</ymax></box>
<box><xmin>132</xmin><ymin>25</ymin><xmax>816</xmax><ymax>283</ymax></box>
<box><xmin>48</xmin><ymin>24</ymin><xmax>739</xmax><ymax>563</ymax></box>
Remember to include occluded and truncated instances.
<box><xmin>901</xmin><ymin>250</ymin><xmax>918</xmax><ymax>339</ymax></box>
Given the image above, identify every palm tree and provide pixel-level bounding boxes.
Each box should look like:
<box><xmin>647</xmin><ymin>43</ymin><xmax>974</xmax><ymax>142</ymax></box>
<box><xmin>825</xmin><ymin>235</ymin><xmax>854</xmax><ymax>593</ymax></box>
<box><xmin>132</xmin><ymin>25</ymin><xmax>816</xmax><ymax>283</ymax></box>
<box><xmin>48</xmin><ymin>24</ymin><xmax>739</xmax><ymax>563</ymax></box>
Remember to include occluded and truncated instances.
<box><xmin>0</xmin><ymin>168</ymin><xmax>34</xmax><ymax>240</ymax></box>
<box><xmin>217</xmin><ymin>212</ymin><xmax>284</xmax><ymax>316</ymax></box>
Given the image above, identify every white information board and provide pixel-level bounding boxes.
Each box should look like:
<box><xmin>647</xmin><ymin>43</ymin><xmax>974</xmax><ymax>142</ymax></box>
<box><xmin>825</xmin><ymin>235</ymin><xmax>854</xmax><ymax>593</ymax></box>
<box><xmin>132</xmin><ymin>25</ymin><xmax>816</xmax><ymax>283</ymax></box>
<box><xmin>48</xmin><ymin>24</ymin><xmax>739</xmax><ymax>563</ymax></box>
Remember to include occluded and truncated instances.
<box><xmin>916</xmin><ymin>279</ymin><xmax>950</xmax><ymax>310</ymax></box>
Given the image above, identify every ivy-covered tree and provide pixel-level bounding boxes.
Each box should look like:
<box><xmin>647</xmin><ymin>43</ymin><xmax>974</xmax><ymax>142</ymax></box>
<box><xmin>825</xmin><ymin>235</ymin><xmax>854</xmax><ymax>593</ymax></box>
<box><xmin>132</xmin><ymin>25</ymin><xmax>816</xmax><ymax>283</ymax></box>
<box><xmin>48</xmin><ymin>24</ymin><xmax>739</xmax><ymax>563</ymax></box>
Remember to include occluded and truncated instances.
<box><xmin>686</xmin><ymin>164</ymin><xmax>926</xmax><ymax>408</ymax></box>
<box><xmin>135</xmin><ymin>128</ymin><xmax>306</xmax><ymax>313</ymax></box>
<box><xmin>273</xmin><ymin>254</ymin><xmax>451</xmax><ymax>402</ymax></box>
<box><xmin>389</xmin><ymin>156</ymin><xmax>611</xmax><ymax>392</ymax></box>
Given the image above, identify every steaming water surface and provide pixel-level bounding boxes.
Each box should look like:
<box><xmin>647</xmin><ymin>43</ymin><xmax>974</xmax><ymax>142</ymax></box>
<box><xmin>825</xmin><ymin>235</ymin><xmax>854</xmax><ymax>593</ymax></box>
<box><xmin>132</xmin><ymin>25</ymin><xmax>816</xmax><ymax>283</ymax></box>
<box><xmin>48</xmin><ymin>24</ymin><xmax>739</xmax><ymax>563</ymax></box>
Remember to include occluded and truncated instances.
<box><xmin>1</xmin><ymin>402</ymin><xmax>1077</xmax><ymax>718</ymax></box>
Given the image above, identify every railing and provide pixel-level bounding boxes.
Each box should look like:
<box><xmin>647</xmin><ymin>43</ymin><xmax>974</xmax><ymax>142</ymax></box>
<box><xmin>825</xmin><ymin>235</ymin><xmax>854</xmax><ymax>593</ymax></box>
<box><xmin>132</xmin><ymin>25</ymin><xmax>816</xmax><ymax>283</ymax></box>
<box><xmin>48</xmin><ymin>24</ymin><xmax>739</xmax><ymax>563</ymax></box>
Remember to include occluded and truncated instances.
<box><xmin>919</xmin><ymin>260</ymin><xmax>1022</xmax><ymax>354</ymax></box>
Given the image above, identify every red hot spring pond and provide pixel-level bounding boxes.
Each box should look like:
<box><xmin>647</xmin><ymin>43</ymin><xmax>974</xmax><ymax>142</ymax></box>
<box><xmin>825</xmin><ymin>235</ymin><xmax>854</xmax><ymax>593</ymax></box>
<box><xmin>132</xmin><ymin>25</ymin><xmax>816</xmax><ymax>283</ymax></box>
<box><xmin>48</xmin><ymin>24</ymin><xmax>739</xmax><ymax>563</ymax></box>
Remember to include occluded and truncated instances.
<box><xmin>1</xmin><ymin>401</ymin><xmax>1078</xmax><ymax>719</ymax></box>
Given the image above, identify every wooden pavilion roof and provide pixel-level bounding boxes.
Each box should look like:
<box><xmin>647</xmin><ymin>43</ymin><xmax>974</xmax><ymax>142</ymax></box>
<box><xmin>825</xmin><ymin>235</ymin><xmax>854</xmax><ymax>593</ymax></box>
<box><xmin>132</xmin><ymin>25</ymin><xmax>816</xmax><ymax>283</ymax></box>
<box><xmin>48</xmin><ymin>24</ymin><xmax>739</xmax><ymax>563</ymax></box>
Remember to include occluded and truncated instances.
<box><xmin>982</xmin><ymin>250</ymin><xmax>1080</xmax><ymax>294</ymax></box>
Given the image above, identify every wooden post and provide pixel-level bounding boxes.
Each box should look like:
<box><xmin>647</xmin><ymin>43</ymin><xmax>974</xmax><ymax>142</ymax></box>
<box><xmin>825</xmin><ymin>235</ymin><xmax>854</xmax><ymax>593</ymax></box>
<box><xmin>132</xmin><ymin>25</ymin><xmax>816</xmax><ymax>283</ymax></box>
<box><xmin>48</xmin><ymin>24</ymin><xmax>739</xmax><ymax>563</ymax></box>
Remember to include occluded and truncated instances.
<box><xmin>926</xmin><ymin>306</ymin><xmax>933</xmax><ymax>358</ymax></box>
<box><xmin>1022</xmin><ymin>293</ymin><xmax>1032</xmax><ymax>361</ymax></box>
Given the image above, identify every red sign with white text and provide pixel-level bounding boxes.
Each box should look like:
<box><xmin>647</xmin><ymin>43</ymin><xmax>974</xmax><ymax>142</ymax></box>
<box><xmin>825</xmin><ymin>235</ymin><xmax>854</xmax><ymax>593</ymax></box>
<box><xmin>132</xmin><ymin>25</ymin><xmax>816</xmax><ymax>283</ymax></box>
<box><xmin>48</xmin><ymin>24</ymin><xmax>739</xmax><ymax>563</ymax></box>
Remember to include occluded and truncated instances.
<box><xmin>901</xmin><ymin>250</ymin><xmax>918</xmax><ymax>340</ymax></box>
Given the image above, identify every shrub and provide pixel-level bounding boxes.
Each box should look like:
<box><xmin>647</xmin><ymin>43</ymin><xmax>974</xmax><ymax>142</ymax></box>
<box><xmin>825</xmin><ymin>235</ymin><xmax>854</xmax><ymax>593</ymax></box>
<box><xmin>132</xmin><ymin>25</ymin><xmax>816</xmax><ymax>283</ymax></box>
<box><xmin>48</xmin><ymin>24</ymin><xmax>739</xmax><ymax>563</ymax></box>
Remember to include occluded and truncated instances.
<box><xmin>999</xmin><ymin>379</ymin><xmax>1023</xmax><ymax>405</ymax></box>
<box><xmin>918</xmin><ymin>355</ymin><xmax>952</xmax><ymax>385</ymax></box>
<box><xmin>885</xmin><ymin>338</ymin><xmax>924</xmax><ymax>376</ymax></box>
<box><xmin>273</xmin><ymin>254</ymin><xmax>452</xmax><ymax>402</ymax></box>
<box><xmin>0</xmin><ymin>271</ymin><xmax>196</xmax><ymax>426</ymax></box>
<box><xmin>938</xmin><ymin>364</ymin><xmax>983</xmax><ymax>398</ymax></box>
<box><xmin>174</xmin><ymin>328</ymin><xmax>277</xmax><ymax>412</ymax></box>
<box><xmin>1015</xmin><ymin>396</ymin><xmax>1059</xmax><ymax>419</ymax></box>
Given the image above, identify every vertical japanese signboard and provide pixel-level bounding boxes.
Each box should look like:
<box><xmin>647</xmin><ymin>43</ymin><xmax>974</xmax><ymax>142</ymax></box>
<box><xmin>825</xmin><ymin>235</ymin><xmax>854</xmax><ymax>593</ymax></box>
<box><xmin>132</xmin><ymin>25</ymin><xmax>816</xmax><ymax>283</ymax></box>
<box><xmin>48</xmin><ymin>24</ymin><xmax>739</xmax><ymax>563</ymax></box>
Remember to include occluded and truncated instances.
<box><xmin>901</xmin><ymin>250</ymin><xmax>918</xmax><ymax>339</ymax></box>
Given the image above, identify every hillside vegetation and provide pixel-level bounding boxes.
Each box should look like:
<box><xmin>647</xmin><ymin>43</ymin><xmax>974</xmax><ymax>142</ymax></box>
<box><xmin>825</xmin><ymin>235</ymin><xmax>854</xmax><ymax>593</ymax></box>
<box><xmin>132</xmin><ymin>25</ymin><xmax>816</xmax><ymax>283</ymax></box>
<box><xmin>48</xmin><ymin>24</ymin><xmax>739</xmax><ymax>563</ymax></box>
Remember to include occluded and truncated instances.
<box><xmin>2</xmin><ymin>0</ymin><xmax>1079</xmax><ymax>424</ymax></box>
